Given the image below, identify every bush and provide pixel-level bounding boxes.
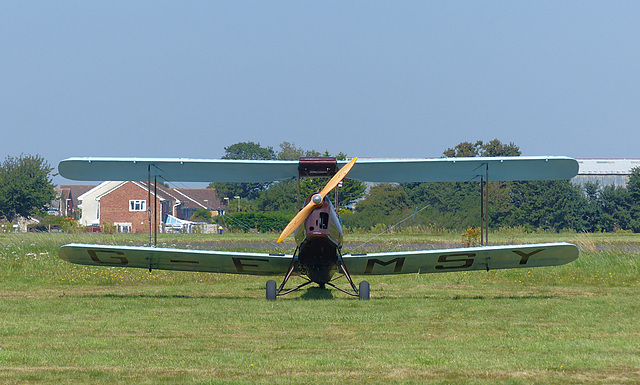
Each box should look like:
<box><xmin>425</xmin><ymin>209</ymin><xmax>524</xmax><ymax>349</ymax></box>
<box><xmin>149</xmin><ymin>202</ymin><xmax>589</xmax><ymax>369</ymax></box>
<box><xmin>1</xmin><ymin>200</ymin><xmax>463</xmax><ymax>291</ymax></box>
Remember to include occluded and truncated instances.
<box><xmin>101</xmin><ymin>221</ymin><xmax>116</xmax><ymax>234</ymax></box>
<box><xmin>223</xmin><ymin>212</ymin><xmax>291</xmax><ymax>233</ymax></box>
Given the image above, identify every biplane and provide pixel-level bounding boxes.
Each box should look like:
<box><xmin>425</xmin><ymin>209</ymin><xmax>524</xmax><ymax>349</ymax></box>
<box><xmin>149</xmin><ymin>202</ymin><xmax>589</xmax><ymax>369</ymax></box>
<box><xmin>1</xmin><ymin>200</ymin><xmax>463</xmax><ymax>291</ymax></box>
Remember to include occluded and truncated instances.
<box><xmin>57</xmin><ymin>156</ymin><xmax>580</xmax><ymax>300</ymax></box>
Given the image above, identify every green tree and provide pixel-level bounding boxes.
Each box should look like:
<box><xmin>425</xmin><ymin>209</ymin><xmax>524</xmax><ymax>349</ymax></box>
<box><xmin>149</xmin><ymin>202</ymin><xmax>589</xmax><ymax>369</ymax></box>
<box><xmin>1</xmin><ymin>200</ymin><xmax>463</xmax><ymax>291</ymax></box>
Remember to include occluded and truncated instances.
<box><xmin>222</xmin><ymin>141</ymin><xmax>276</xmax><ymax>160</ymax></box>
<box><xmin>503</xmin><ymin>180</ymin><xmax>585</xmax><ymax>231</ymax></box>
<box><xmin>273</xmin><ymin>143</ymin><xmax>364</xmax><ymax>209</ymax></box>
<box><xmin>253</xmin><ymin>166</ymin><xmax>366</xmax><ymax>212</ymax></box>
<box><xmin>403</xmin><ymin>139</ymin><xmax>521</xmax><ymax>231</ymax></box>
<box><xmin>594</xmin><ymin>169</ymin><xmax>640</xmax><ymax>232</ymax></box>
<box><xmin>627</xmin><ymin>167</ymin><xmax>640</xmax><ymax>203</ymax></box>
<box><xmin>277</xmin><ymin>142</ymin><xmax>321</xmax><ymax>160</ymax></box>
<box><xmin>208</xmin><ymin>141</ymin><xmax>276</xmax><ymax>199</ymax></box>
<box><xmin>443</xmin><ymin>141</ymin><xmax>483</xmax><ymax>158</ymax></box>
<box><xmin>442</xmin><ymin>139</ymin><xmax>521</xmax><ymax>158</ymax></box>
<box><xmin>580</xmin><ymin>182</ymin><xmax>604</xmax><ymax>232</ymax></box>
<box><xmin>628</xmin><ymin>168</ymin><xmax>640</xmax><ymax>231</ymax></box>
<box><xmin>344</xmin><ymin>184</ymin><xmax>412</xmax><ymax>230</ymax></box>
<box><xmin>209</xmin><ymin>142</ymin><xmax>365</xmax><ymax>215</ymax></box>
<box><xmin>404</xmin><ymin>180</ymin><xmax>480</xmax><ymax>230</ymax></box>
<box><xmin>0</xmin><ymin>154</ymin><xmax>55</xmax><ymax>221</ymax></box>
<box><xmin>598</xmin><ymin>185</ymin><xmax>633</xmax><ymax>232</ymax></box>
<box><xmin>191</xmin><ymin>208</ymin><xmax>212</xmax><ymax>222</ymax></box>
<box><xmin>575</xmin><ymin>169</ymin><xmax>640</xmax><ymax>233</ymax></box>
<box><xmin>253</xmin><ymin>179</ymin><xmax>299</xmax><ymax>213</ymax></box>
<box><xmin>480</xmin><ymin>139</ymin><xmax>521</xmax><ymax>157</ymax></box>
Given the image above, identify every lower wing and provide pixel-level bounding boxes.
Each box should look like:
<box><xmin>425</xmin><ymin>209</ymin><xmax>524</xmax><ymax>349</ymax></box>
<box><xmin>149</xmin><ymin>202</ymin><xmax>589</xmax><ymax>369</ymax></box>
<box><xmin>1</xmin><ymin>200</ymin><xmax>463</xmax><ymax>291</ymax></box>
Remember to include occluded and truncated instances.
<box><xmin>342</xmin><ymin>243</ymin><xmax>578</xmax><ymax>275</ymax></box>
<box><xmin>58</xmin><ymin>243</ymin><xmax>293</xmax><ymax>275</ymax></box>
<box><xmin>59</xmin><ymin>242</ymin><xmax>578</xmax><ymax>277</ymax></box>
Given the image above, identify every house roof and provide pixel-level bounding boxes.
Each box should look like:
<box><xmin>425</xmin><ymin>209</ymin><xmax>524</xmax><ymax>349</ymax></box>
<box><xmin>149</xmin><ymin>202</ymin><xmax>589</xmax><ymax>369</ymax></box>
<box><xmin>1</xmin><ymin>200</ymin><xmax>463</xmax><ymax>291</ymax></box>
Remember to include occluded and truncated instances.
<box><xmin>54</xmin><ymin>185</ymin><xmax>97</xmax><ymax>211</ymax></box>
<box><xmin>77</xmin><ymin>181</ymin><xmax>122</xmax><ymax>201</ymax></box>
<box><xmin>137</xmin><ymin>181</ymin><xmax>181</xmax><ymax>201</ymax></box>
<box><xmin>74</xmin><ymin>181</ymin><xmax>226</xmax><ymax>209</ymax></box>
<box><xmin>171</xmin><ymin>188</ymin><xmax>224</xmax><ymax>209</ymax></box>
<box><xmin>576</xmin><ymin>159</ymin><xmax>640</xmax><ymax>175</ymax></box>
<box><xmin>57</xmin><ymin>184</ymin><xmax>96</xmax><ymax>200</ymax></box>
<box><xmin>91</xmin><ymin>181</ymin><xmax>178</xmax><ymax>202</ymax></box>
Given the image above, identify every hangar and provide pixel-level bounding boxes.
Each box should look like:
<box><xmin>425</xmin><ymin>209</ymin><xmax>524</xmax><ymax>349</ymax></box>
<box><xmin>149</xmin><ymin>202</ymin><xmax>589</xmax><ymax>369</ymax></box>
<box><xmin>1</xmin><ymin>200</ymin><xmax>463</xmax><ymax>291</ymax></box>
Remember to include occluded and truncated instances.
<box><xmin>572</xmin><ymin>159</ymin><xmax>640</xmax><ymax>187</ymax></box>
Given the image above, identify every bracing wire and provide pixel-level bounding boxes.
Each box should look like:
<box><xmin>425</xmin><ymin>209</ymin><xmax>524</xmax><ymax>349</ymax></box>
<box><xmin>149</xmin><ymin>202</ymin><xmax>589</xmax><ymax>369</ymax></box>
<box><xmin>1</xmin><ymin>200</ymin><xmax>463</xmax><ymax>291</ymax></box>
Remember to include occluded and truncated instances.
<box><xmin>354</xmin><ymin>204</ymin><xmax>430</xmax><ymax>249</ymax></box>
<box><xmin>220</xmin><ymin>212</ymin><xmax>285</xmax><ymax>248</ymax></box>
<box><xmin>221</xmin><ymin>213</ymin><xmax>253</xmax><ymax>232</ymax></box>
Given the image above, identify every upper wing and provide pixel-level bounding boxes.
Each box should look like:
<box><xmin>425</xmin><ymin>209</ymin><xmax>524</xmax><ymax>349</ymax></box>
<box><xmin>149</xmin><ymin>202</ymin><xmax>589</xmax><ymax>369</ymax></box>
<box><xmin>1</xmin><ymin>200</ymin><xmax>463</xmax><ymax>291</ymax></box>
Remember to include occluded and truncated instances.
<box><xmin>347</xmin><ymin>157</ymin><xmax>578</xmax><ymax>182</ymax></box>
<box><xmin>58</xmin><ymin>243</ymin><xmax>293</xmax><ymax>275</ymax></box>
<box><xmin>342</xmin><ymin>243</ymin><xmax>578</xmax><ymax>275</ymax></box>
<box><xmin>58</xmin><ymin>156</ymin><xmax>578</xmax><ymax>183</ymax></box>
<box><xmin>58</xmin><ymin>158</ymin><xmax>299</xmax><ymax>183</ymax></box>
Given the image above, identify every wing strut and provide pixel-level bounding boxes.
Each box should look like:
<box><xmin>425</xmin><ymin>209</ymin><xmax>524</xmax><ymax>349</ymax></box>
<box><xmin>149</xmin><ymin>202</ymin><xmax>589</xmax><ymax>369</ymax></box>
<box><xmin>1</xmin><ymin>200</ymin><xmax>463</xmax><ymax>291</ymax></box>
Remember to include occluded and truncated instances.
<box><xmin>147</xmin><ymin>164</ymin><xmax>159</xmax><ymax>247</ymax></box>
<box><xmin>480</xmin><ymin>164</ymin><xmax>489</xmax><ymax>245</ymax></box>
<box><xmin>484</xmin><ymin>164</ymin><xmax>489</xmax><ymax>245</ymax></box>
<box><xmin>154</xmin><ymin>174</ymin><xmax>158</xmax><ymax>247</ymax></box>
<box><xmin>475</xmin><ymin>163</ymin><xmax>490</xmax><ymax>246</ymax></box>
<box><xmin>148</xmin><ymin>165</ymin><xmax>152</xmax><ymax>246</ymax></box>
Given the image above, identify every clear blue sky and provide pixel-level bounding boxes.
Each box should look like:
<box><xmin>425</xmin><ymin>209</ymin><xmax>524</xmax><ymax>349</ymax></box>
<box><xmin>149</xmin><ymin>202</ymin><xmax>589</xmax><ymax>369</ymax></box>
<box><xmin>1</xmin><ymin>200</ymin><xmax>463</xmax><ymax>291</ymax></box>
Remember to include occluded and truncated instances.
<box><xmin>2</xmin><ymin>2</ymin><xmax>639</xmax><ymax>186</ymax></box>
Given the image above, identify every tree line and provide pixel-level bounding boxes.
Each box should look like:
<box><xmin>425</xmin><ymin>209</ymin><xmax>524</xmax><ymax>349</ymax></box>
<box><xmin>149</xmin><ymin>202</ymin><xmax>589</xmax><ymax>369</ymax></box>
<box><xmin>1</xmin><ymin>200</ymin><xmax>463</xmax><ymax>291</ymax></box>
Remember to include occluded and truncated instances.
<box><xmin>217</xmin><ymin>140</ymin><xmax>640</xmax><ymax>234</ymax></box>
<box><xmin>3</xmin><ymin>141</ymin><xmax>640</xmax><ymax>234</ymax></box>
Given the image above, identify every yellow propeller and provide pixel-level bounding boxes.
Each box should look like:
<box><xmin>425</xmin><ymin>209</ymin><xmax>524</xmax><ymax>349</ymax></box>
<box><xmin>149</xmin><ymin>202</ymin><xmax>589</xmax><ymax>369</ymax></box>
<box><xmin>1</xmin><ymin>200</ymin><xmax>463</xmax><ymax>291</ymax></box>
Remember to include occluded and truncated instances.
<box><xmin>277</xmin><ymin>157</ymin><xmax>358</xmax><ymax>243</ymax></box>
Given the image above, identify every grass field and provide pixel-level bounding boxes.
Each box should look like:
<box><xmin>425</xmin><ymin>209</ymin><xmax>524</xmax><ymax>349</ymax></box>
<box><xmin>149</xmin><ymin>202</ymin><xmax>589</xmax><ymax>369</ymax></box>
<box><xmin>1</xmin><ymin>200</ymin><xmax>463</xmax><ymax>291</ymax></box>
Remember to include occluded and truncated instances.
<box><xmin>1</xmin><ymin>232</ymin><xmax>639</xmax><ymax>384</ymax></box>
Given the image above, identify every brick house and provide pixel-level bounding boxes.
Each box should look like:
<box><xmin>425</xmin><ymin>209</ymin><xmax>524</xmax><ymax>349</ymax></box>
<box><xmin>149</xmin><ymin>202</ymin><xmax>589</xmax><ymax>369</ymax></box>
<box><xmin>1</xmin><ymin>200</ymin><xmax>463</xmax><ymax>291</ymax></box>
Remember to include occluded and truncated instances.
<box><xmin>77</xmin><ymin>181</ymin><xmax>225</xmax><ymax>233</ymax></box>
<box><xmin>96</xmin><ymin>181</ymin><xmax>169</xmax><ymax>233</ymax></box>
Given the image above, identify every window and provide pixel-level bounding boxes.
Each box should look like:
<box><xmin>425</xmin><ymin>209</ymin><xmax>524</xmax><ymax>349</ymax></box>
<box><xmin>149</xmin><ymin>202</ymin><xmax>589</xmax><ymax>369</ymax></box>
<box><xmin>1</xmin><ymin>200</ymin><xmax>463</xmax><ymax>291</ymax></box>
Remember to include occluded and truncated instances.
<box><xmin>129</xmin><ymin>200</ymin><xmax>146</xmax><ymax>212</ymax></box>
<box><xmin>115</xmin><ymin>222</ymin><xmax>132</xmax><ymax>233</ymax></box>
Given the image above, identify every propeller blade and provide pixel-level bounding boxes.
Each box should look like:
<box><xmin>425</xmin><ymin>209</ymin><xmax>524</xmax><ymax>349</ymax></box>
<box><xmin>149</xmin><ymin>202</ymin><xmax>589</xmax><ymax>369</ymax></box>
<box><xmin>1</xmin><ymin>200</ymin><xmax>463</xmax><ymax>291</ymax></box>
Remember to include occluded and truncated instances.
<box><xmin>318</xmin><ymin>157</ymin><xmax>358</xmax><ymax>197</ymax></box>
<box><xmin>276</xmin><ymin>201</ymin><xmax>317</xmax><ymax>243</ymax></box>
<box><xmin>277</xmin><ymin>157</ymin><xmax>358</xmax><ymax>243</ymax></box>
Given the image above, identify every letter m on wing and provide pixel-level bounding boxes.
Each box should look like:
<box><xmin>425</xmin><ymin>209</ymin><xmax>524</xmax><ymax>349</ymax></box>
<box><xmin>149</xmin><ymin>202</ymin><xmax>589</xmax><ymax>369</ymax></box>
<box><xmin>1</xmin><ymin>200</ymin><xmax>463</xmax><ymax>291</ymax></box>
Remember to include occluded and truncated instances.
<box><xmin>364</xmin><ymin>257</ymin><xmax>405</xmax><ymax>274</ymax></box>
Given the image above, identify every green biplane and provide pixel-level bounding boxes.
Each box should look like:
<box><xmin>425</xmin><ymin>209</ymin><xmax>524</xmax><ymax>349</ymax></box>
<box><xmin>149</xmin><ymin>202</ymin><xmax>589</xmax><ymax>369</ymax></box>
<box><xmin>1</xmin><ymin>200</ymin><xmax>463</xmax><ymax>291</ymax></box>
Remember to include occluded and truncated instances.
<box><xmin>58</xmin><ymin>156</ymin><xmax>579</xmax><ymax>300</ymax></box>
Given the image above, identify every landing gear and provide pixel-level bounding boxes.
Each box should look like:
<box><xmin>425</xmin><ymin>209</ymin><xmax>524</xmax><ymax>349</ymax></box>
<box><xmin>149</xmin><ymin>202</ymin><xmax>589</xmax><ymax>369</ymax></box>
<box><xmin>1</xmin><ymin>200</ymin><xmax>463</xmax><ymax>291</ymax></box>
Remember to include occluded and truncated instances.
<box><xmin>266</xmin><ymin>277</ymin><xmax>370</xmax><ymax>300</ymax></box>
<box><xmin>266</xmin><ymin>248</ymin><xmax>370</xmax><ymax>300</ymax></box>
<box><xmin>358</xmin><ymin>281</ymin><xmax>370</xmax><ymax>301</ymax></box>
<box><xmin>358</xmin><ymin>280</ymin><xmax>370</xmax><ymax>300</ymax></box>
<box><xmin>266</xmin><ymin>279</ymin><xmax>277</xmax><ymax>301</ymax></box>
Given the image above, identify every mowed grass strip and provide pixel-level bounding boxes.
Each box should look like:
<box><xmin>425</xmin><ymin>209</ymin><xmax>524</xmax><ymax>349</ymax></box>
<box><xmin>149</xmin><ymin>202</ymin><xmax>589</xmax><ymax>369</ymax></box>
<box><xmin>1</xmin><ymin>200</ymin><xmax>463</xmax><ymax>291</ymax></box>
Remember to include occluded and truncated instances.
<box><xmin>0</xmin><ymin>233</ymin><xmax>639</xmax><ymax>384</ymax></box>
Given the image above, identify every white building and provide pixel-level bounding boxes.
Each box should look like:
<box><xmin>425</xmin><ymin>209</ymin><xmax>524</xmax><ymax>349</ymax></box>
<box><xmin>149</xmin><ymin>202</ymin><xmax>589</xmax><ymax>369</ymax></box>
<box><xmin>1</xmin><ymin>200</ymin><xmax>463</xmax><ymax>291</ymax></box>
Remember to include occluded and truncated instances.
<box><xmin>76</xmin><ymin>181</ymin><xmax>124</xmax><ymax>227</ymax></box>
<box><xmin>572</xmin><ymin>159</ymin><xmax>640</xmax><ymax>187</ymax></box>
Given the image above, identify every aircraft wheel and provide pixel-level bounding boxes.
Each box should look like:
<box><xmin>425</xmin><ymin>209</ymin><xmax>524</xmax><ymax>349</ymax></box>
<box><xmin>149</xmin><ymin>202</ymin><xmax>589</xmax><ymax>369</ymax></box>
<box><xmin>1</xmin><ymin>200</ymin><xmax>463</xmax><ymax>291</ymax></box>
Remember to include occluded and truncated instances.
<box><xmin>358</xmin><ymin>280</ymin><xmax>370</xmax><ymax>300</ymax></box>
<box><xmin>266</xmin><ymin>280</ymin><xmax>277</xmax><ymax>301</ymax></box>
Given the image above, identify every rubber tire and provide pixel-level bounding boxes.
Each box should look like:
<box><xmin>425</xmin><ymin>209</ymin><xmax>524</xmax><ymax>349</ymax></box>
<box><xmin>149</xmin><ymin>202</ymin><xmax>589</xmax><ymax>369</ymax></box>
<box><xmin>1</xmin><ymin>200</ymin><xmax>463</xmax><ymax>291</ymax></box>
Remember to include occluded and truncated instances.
<box><xmin>358</xmin><ymin>280</ymin><xmax>370</xmax><ymax>300</ymax></box>
<box><xmin>266</xmin><ymin>280</ymin><xmax>277</xmax><ymax>301</ymax></box>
